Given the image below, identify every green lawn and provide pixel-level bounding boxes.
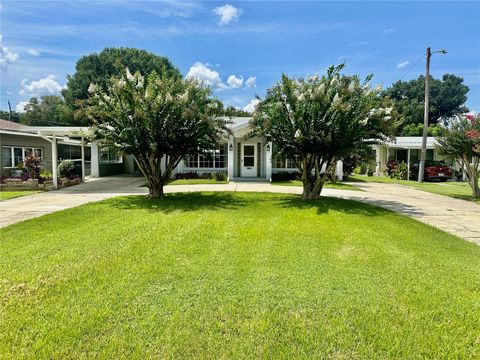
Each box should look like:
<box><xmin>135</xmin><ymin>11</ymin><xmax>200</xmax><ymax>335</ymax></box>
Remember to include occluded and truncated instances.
<box><xmin>168</xmin><ymin>179</ymin><xmax>228</xmax><ymax>185</ymax></box>
<box><xmin>273</xmin><ymin>180</ymin><xmax>362</xmax><ymax>191</ymax></box>
<box><xmin>0</xmin><ymin>190</ymin><xmax>41</xmax><ymax>201</ymax></box>
<box><xmin>349</xmin><ymin>175</ymin><xmax>479</xmax><ymax>204</ymax></box>
<box><xmin>1</xmin><ymin>192</ymin><xmax>479</xmax><ymax>358</ymax></box>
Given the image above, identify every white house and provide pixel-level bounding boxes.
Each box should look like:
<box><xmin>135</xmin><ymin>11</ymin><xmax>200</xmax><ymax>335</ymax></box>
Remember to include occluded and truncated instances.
<box><xmin>373</xmin><ymin>136</ymin><xmax>453</xmax><ymax>178</ymax></box>
<box><xmin>0</xmin><ymin>116</ymin><xmax>345</xmax><ymax>187</ymax></box>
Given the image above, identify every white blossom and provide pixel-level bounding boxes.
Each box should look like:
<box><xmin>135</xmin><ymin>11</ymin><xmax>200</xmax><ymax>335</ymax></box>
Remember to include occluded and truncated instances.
<box><xmin>333</xmin><ymin>93</ymin><xmax>340</xmax><ymax>104</ymax></box>
<box><xmin>126</xmin><ymin>68</ymin><xmax>134</xmax><ymax>82</ymax></box>
<box><xmin>88</xmin><ymin>83</ymin><xmax>98</xmax><ymax>94</ymax></box>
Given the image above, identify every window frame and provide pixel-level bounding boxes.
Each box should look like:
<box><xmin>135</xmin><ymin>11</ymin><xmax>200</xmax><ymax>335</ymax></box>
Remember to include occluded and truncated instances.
<box><xmin>2</xmin><ymin>146</ymin><xmax>43</xmax><ymax>168</ymax></box>
<box><xmin>185</xmin><ymin>143</ymin><xmax>228</xmax><ymax>170</ymax></box>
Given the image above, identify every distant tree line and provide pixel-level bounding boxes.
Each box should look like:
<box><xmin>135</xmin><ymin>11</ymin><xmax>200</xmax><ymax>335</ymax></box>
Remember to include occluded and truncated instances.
<box><xmin>3</xmin><ymin>47</ymin><xmax>471</xmax><ymax>135</ymax></box>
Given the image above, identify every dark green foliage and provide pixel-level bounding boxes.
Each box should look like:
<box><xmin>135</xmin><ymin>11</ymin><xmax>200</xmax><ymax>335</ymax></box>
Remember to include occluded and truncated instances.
<box><xmin>57</xmin><ymin>160</ymin><xmax>76</xmax><ymax>179</ymax></box>
<box><xmin>63</xmin><ymin>47</ymin><xmax>181</xmax><ymax>125</ymax></box>
<box><xmin>385</xmin><ymin>74</ymin><xmax>469</xmax><ymax>135</ymax></box>
<box><xmin>211</xmin><ymin>171</ymin><xmax>228</xmax><ymax>182</ymax></box>
<box><xmin>20</xmin><ymin>96</ymin><xmax>74</xmax><ymax>126</ymax></box>
<box><xmin>222</xmin><ymin>105</ymin><xmax>251</xmax><ymax>117</ymax></box>
<box><xmin>0</xmin><ymin>110</ymin><xmax>21</xmax><ymax>123</ymax></box>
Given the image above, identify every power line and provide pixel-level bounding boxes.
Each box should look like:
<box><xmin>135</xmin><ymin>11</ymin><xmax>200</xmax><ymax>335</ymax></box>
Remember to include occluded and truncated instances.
<box><xmin>399</xmin><ymin>53</ymin><xmax>425</xmax><ymax>81</ymax></box>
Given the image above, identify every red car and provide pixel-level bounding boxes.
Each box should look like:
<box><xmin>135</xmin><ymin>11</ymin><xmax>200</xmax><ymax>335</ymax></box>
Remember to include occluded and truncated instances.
<box><xmin>410</xmin><ymin>161</ymin><xmax>452</xmax><ymax>181</ymax></box>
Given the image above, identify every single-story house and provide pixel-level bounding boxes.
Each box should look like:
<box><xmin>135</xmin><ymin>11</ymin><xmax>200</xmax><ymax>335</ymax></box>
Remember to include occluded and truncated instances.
<box><xmin>373</xmin><ymin>136</ymin><xmax>454</xmax><ymax>178</ymax></box>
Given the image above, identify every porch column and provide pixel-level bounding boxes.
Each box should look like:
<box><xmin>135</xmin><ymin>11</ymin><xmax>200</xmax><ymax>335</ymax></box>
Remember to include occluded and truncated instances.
<box><xmin>375</xmin><ymin>145</ymin><xmax>381</xmax><ymax>176</ymax></box>
<box><xmin>227</xmin><ymin>135</ymin><xmax>234</xmax><ymax>181</ymax></box>
<box><xmin>265</xmin><ymin>141</ymin><xmax>272</xmax><ymax>182</ymax></box>
<box><xmin>407</xmin><ymin>148</ymin><xmax>411</xmax><ymax>180</ymax></box>
<box><xmin>91</xmin><ymin>141</ymin><xmax>99</xmax><ymax>177</ymax></box>
<box><xmin>52</xmin><ymin>135</ymin><xmax>58</xmax><ymax>189</ymax></box>
<box><xmin>81</xmin><ymin>135</ymin><xmax>85</xmax><ymax>181</ymax></box>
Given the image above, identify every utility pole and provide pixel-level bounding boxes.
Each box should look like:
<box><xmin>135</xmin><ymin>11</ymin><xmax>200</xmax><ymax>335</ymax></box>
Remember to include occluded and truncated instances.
<box><xmin>418</xmin><ymin>47</ymin><xmax>431</xmax><ymax>183</ymax></box>
<box><xmin>418</xmin><ymin>47</ymin><xmax>447</xmax><ymax>182</ymax></box>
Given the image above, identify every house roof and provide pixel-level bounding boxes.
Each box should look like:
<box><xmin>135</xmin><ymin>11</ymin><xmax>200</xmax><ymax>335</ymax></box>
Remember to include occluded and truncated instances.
<box><xmin>0</xmin><ymin>119</ymin><xmax>33</xmax><ymax>133</ymax></box>
<box><xmin>222</xmin><ymin>116</ymin><xmax>252</xmax><ymax>132</ymax></box>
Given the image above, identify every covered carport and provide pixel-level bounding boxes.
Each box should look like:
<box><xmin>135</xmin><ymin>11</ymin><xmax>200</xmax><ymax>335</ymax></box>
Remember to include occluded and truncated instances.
<box><xmin>33</xmin><ymin>126</ymin><xmax>91</xmax><ymax>189</ymax></box>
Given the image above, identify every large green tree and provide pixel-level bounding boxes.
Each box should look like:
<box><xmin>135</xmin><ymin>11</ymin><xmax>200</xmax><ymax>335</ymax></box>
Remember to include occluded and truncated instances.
<box><xmin>385</xmin><ymin>74</ymin><xmax>469</xmax><ymax>135</ymax></box>
<box><xmin>20</xmin><ymin>95</ymin><xmax>73</xmax><ymax>126</ymax></box>
<box><xmin>64</xmin><ymin>47</ymin><xmax>181</xmax><ymax>124</ymax></box>
<box><xmin>252</xmin><ymin>65</ymin><xmax>397</xmax><ymax>200</ymax></box>
<box><xmin>87</xmin><ymin>69</ymin><xmax>227</xmax><ymax>199</ymax></box>
<box><xmin>437</xmin><ymin>114</ymin><xmax>480</xmax><ymax>197</ymax></box>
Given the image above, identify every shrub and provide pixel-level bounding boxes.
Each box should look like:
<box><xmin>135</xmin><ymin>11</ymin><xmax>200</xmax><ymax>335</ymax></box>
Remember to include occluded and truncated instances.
<box><xmin>394</xmin><ymin>161</ymin><xmax>408</xmax><ymax>180</ymax></box>
<box><xmin>272</xmin><ymin>172</ymin><xmax>301</xmax><ymax>181</ymax></box>
<box><xmin>211</xmin><ymin>171</ymin><xmax>227</xmax><ymax>182</ymax></box>
<box><xmin>342</xmin><ymin>155</ymin><xmax>360</xmax><ymax>179</ymax></box>
<box><xmin>23</xmin><ymin>155</ymin><xmax>44</xmax><ymax>179</ymax></box>
<box><xmin>175</xmin><ymin>171</ymin><xmax>200</xmax><ymax>180</ymax></box>
<box><xmin>58</xmin><ymin>160</ymin><xmax>76</xmax><ymax>179</ymax></box>
<box><xmin>386</xmin><ymin>159</ymin><xmax>398</xmax><ymax>178</ymax></box>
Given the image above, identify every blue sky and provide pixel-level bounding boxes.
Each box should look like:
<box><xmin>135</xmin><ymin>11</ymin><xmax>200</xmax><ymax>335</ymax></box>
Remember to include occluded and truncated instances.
<box><xmin>1</xmin><ymin>1</ymin><xmax>479</xmax><ymax>113</ymax></box>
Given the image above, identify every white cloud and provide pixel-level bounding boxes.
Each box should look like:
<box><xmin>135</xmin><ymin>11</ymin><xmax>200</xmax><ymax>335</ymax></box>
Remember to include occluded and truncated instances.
<box><xmin>213</xmin><ymin>4</ymin><xmax>242</xmax><ymax>25</ymax></box>
<box><xmin>19</xmin><ymin>74</ymin><xmax>65</xmax><ymax>96</ymax></box>
<box><xmin>27</xmin><ymin>49</ymin><xmax>40</xmax><ymax>56</ymax></box>
<box><xmin>245</xmin><ymin>76</ymin><xmax>256</xmax><ymax>88</ymax></box>
<box><xmin>0</xmin><ymin>34</ymin><xmax>19</xmax><ymax>65</ymax></box>
<box><xmin>243</xmin><ymin>98</ymin><xmax>260</xmax><ymax>113</ymax></box>
<box><xmin>396</xmin><ymin>60</ymin><xmax>410</xmax><ymax>69</ymax></box>
<box><xmin>383</xmin><ymin>28</ymin><xmax>395</xmax><ymax>35</ymax></box>
<box><xmin>16</xmin><ymin>101</ymin><xmax>29</xmax><ymax>113</ymax></box>
<box><xmin>226</xmin><ymin>74</ymin><xmax>243</xmax><ymax>88</ymax></box>
<box><xmin>186</xmin><ymin>61</ymin><xmax>226</xmax><ymax>89</ymax></box>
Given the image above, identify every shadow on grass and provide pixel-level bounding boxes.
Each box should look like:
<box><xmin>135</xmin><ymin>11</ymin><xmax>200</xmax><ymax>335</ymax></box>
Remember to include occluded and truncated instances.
<box><xmin>107</xmin><ymin>192</ymin><xmax>250</xmax><ymax>213</ymax></box>
<box><xmin>275</xmin><ymin>195</ymin><xmax>391</xmax><ymax>216</ymax></box>
<box><xmin>106</xmin><ymin>191</ymin><xmax>419</xmax><ymax>219</ymax></box>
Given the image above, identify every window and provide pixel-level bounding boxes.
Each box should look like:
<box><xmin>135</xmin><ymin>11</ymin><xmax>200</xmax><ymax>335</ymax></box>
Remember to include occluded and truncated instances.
<box><xmin>99</xmin><ymin>148</ymin><xmax>122</xmax><ymax>164</ymax></box>
<box><xmin>1</xmin><ymin>146</ymin><xmax>43</xmax><ymax>168</ymax></box>
<box><xmin>186</xmin><ymin>144</ymin><xmax>228</xmax><ymax>169</ymax></box>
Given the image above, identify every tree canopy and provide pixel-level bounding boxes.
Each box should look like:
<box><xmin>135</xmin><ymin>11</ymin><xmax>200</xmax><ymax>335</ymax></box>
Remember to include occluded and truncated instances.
<box><xmin>437</xmin><ymin>114</ymin><xmax>480</xmax><ymax>197</ymax></box>
<box><xmin>252</xmin><ymin>64</ymin><xmax>397</xmax><ymax>199</ymax></box>
<box><xmin>384</xmin><ymin>74</ymin><xmax>469</xmax><ymax>135</ymax></box>
<box><xmin>63</xmin><ymin>47</ymin><xmax>181</xmax><ymax>124</ymax></box>
<box><xmin>86</xmin><ymin>69</ymin><xmax>228</xmax><ymax>198</ymax></box>
<box><xmin>19</xmin><ymin>96</ymin><xmax>73</xmax><ymax>126</ymax></box>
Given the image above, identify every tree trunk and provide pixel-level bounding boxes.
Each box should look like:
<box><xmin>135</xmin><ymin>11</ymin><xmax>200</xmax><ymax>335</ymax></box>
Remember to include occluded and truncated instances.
<box><xmin>463</xmin><ymin>158</ymin><xmax>480</xmax><ymax>198</ymax></box>
<box><xmin>301</xmin><ymin>155</ymin><xmax>329</xmax><ymax>200</ymax></box>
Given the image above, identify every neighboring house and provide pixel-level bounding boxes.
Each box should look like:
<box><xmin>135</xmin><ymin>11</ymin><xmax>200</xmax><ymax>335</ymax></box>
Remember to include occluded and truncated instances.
<box><xmin>1</xmin><ymin>117</ymin><xmax>345</xmax><ymax>187</ymax></box>
<box><xmin>373</xmin><ymin>136</ymin><xmax>454</xmax><ymax>178</ymax></box>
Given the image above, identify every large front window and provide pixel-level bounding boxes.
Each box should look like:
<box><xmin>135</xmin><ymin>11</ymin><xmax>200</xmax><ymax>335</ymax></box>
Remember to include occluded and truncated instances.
<box><xmin>186</xmin><ymin>144</ymin><xmax>227</xmax><ymax>169</ymax></box>
<box><xmin>2</xmin><ymin>146</ymin><xmax>43</xmax><ymax>168</ymax></box>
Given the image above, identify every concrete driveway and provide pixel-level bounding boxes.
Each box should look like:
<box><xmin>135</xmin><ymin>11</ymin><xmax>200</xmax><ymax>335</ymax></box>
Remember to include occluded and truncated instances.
<box><xmin>1</xmin><ymin>175</ymin><xmax>479</xmax><ymax>245</ymax></box>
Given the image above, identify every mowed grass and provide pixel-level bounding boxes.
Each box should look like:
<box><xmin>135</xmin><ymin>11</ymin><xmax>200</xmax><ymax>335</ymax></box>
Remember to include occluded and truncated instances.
<box><xmin>349</xmin><ymin>174</ymin><xmax>479</xmax><ymax>204</ymax></box>
<box><xmin>1</xmin><ymin>192</ymin><xmax>479</xmax><ymax>359</ymax></box>
<box><xmin>0</xmin><ymin>190</ymin><xmax>41</xmax><ymax>201</ymax></box>
<box><xmin>273</xmin><ymin>180</ymin><xmax>362</xmax><ymax>191</ymax></box>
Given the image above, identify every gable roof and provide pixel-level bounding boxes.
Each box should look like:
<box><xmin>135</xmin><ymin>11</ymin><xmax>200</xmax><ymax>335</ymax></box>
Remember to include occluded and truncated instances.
<box><xmin>0</xmin><ymin>119</ymin><xmax>33</xmax><ymax>133</ymax></box>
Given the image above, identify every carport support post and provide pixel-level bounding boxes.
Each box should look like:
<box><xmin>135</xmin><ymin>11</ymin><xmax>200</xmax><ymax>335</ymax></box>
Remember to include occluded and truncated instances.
<box><xmin>81</xmin><ymin>135</ymin><xmax>85</xmax><ymax>182</ymax></box>
<box><xmin>266</xmin><ymin>142</ymin><xmax>272</xmax><ymax>182</ymax></box>
<box><xmin>227</xmin><ymin>135</ymin><xmax>234</xmax><ymax>181</ymax></box>
<box><xmin>52</xmin><ymin>135</ymin><xmax>58</xmax><ymax>189</ymax></box>
<box><xmin>407</xmin><ymin>148</ymin><xmax>411</xmax><ymax>180</ymax></box>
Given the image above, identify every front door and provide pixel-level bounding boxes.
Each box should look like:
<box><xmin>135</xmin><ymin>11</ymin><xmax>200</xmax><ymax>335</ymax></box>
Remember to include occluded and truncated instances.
<box><xmin>241</xmin><ymin>144</ymin><xmax>257</xmax><ymax>177</ymax></box>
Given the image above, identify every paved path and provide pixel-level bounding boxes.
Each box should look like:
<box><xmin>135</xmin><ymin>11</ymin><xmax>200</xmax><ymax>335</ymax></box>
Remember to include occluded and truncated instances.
<box><xmin>1</xmin><ymin>176</ymin><xmax>479</xmax><ymax>245</ymax></box>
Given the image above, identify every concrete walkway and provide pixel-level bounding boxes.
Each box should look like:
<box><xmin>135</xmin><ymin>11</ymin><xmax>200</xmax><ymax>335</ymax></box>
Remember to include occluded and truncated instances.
<box><xmin>1</xmin><ymin>176</ymin><xmax>479</xmax><ymax>245</ymax></box>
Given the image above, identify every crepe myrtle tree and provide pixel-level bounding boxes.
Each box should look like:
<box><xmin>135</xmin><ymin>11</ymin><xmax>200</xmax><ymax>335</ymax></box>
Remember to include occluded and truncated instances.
<box><xmin>252</xmin><ymin>64</ymin><xmax>397</xmax><ymax>200</ymax></box>
<box><xmin>87</xmin><ymin>69</ymin><xmax>228</xmax><ymax>198</ymax></box>
<box><xmin>437</xmin><ymin>114</ymin><xmax>480</xmax><ymax>197</ymax></box>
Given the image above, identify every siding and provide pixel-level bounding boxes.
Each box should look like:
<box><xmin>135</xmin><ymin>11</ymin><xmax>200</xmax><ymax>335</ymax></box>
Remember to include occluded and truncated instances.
<box><xmin>0</xmin><ymin>133</ymin><xmax>52</xmax><ymax>176</ymax></box>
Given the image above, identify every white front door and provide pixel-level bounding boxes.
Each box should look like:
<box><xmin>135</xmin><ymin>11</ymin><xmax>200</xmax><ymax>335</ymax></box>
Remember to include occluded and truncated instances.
<box><xmin>241</xmin><ymin>144</ymin><xmax>257</xmax><ymax>177</ymax></box>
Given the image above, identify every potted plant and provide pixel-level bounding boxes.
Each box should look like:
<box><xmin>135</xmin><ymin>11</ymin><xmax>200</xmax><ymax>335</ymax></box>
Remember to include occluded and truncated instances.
<box><xmin>11</xmin><ymin>162</ymin><xmax>24</xmax><ymax>178</ymax></box>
